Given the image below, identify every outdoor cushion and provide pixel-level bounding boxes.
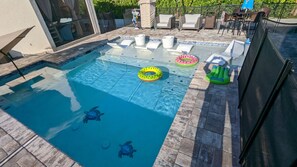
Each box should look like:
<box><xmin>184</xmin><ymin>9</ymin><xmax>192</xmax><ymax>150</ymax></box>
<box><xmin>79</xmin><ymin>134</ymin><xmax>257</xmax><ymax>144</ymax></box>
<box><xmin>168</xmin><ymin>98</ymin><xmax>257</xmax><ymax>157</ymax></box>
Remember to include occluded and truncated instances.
<box><xmin>182</xmin><ymin>23</ymin><xmax>196</xmax><ymax>28</ymax></box>
<box><xmin>176</xmin><ymin>44</ymin><xmax>193</xmax><ymax>53</ymax></box>
<box><xmin>168</xmin><ymin>43</ymin><xmax>193</xmax><ymax>54</ymax></box>
<box><xmin>185</xmin><ymin>14</ymin><xmax>201</xmax><ymax>23</ymax></box>
<box><xmin>135</xmin><ymin>40</ymin><xmax>161</xmax><ymax>50</ymax></box>
<box><xmin>146</xmin><ymin>41</ymin><xmax>161</xmax><ymax>49</ymax></box>
<box><xmin>159</xmin><ymin>14</ymin><xmax>173</xmax><ymax>23</ymax></box>
<box><xmin>107</xmin><ymin>39</ymin><xmax>134</xmax><ymax>49</ymax></box>
<box><xmin>120</xmin><ymin>39</ymin><xmax>134</xmax><ymax>46</ymax></box>
<box><xmin>157</xmin><ymin>22</ymin><xmax>169</xmax><ymax>27</ymax></box>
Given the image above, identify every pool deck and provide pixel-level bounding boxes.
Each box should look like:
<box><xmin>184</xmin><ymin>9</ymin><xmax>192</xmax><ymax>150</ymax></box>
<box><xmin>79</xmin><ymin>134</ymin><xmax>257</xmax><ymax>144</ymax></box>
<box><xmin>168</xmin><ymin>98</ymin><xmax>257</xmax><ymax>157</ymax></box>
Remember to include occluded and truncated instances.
<box><xmin>153</xmin><ymin>62</ymin><xmax>240</xmax><ymax>167</ymax></box>
<box><xmin>0</xmin><ymin>27</ymin><xmax>244</xmax><ymax>166</ymax></box>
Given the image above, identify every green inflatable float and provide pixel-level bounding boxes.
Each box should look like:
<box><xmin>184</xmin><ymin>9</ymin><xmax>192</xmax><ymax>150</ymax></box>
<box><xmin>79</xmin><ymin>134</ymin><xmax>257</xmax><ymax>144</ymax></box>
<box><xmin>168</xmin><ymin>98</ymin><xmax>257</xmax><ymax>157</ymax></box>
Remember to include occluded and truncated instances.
<box><xmin>205</xmin><ymin>65</ymin><xmax>230</xmax><ymax>85</ymax></box>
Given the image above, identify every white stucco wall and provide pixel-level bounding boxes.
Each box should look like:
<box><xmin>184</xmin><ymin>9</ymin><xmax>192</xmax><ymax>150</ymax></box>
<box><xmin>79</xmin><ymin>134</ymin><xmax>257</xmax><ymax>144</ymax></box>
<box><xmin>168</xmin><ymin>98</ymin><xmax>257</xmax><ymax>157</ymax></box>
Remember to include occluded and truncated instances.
<box><xmin>0</xmin><ymin>0</ymin><xmax>53</xmax><ymax>56</ymax></box>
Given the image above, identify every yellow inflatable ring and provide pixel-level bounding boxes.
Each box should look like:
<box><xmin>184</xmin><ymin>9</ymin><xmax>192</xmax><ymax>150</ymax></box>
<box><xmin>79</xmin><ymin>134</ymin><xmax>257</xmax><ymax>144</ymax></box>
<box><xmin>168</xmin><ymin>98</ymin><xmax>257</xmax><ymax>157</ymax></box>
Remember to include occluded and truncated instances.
<box><xmin>138</xmin><ymin>66</ymin><xmax>162</xmax><ymax>82</ymax></box>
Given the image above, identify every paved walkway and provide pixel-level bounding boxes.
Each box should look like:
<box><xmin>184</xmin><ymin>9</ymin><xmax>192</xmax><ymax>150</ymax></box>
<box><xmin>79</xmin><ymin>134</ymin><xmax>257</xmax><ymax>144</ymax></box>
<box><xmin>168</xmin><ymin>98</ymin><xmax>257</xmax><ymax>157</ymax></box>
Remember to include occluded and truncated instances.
<box><xmin>154</xmin><ymin>63</ymin><xmax>240</xmax><ymax>167</ymax></box>
<box><xmin>0</xmin><ymin>27</ymin><xmax>244</xmax><ymax>166</ymax></box>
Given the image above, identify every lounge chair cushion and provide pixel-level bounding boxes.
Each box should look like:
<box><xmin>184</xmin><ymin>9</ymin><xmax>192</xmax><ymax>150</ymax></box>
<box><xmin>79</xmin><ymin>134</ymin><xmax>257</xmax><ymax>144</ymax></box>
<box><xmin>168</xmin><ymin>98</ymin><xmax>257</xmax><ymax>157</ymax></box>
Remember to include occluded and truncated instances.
<box><xmin>176</xmin><ymin>44</ymin><xmax>193</xmax><ymax>53</ymax></box>
<box><xmin>134</xmin><ymin>40</ymin><xmax>161</xmax><ymax>50</ymax></box>
<box><xmin>107</xmin><ymin>39</ymin><xmax>134</xmax><ymax>49</ymax></box>
<box><xmin>159</xmin><ymin>14</ymin><xmax>173</xmax><ymax>23</ymax></box>
<box><xmin>185</xmin><ymin>14</ymin><xmax>201</xmax><ymax>23</ymax></box>
<box><xmin>182</xmin><ymin>23</ymin><xmax>196</xmax><ymax>28</ymax></box>
<box><xmin>157</xmin><ymin>22</ymin><xmax>169</xmax><ymax>27</ymax></box>
<box><xmin>147</xmin><ymin>41</ymin><xmax>161</xmax><ymax>49</ymax></box>
<box><xmin>168</xmin><ymin>43</ymin><xmax>194</xmax><ymax>54</ymax></box>
<box><xmin>120</xmin><ymin>39</ymin><xmax>134</xmax><ymax>46</ymax></box>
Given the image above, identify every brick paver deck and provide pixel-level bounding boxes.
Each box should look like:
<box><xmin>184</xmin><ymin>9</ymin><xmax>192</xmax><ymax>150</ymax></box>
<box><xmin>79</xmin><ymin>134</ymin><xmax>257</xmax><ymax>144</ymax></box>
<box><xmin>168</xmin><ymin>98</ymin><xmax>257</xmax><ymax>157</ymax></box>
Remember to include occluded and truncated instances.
<box><xmin>0</xmin><ymin>27</ymin><xmax>244</xmax><ymax>166</ymax></box>
<box><xmin>153</xmin><ymin>63</ymin><xmax>240</xmax><ymax>167</ymax></box>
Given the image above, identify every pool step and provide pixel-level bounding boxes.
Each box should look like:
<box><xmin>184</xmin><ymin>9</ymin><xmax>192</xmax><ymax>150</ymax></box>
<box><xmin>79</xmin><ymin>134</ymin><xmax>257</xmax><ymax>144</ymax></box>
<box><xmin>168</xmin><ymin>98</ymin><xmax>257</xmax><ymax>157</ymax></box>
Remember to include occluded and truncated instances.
<box><xmin>5</xmin><ymin>71</ymin><xmax>43</xmax><ymax>88</ymax></box>
<box><xmin>0</xmin><ymin>96</ymin><xmax>11</xmax><ymax>110</ymax></box>
<box><xmin>0</xmin><ymin>85</ymin><xmax>13</xmax><ymax>96</ymax></box>
<box><xmin>5</xmin><ymin>67</ymin><xmax>65</xmax><ymax>88</ymax></box>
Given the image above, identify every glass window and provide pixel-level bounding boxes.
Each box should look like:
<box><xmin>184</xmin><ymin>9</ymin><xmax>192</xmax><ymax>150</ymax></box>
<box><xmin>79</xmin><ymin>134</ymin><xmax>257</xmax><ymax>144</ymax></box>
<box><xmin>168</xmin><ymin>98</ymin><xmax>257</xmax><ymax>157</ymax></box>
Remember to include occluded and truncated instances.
<box><xmin>36</xmin><ymin>0</ymin><xmax>94</xmax><ymax>47</ymax></box>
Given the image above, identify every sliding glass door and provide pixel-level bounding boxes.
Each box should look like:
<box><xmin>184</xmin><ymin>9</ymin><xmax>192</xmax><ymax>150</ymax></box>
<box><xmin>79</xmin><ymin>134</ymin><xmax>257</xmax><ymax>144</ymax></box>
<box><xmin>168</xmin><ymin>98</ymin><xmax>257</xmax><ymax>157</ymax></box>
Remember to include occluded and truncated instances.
<box><xmin>35</xmin><ymin>0</ymin><xmax>94</xmax><ymax>47</ymax></box>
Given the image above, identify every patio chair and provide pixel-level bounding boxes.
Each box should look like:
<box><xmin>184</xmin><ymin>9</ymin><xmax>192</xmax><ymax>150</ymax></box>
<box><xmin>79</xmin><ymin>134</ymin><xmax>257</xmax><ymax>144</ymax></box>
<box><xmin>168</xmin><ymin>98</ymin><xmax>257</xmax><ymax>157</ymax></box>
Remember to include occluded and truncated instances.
<box><xmin>107</xmin><ymin>39</ymin><xmax>134</xmax><ymax>49</ymax></box>
<box><xmin>167</xmin><ymin>43</ymin><xmax>194</xmax><ymax>54</ymax></box>
<box><xmin>154</xmin><ymin>14</ymin><xmax>176</xmax><ymax>29</ymax></box>
<box><xmin>179</xmin><ymin>14</ymin><xmax>203</xmax><ymax>31</ymax></box>
<box><xmin>206</xmin><ymin>40</ymin><xmax>244</xmax><ymax>65</ymax></box>
<box><xmin>217</xmin><ymin>11</ymin><xmax>234</xmax><ymax>35</ymax></box>
<box><xmin>135</xmin><ymin>40</ymin><xmax>162</xmax><ymax>51</ymax></box>
<box><xmin>245</xmin><ymin>11</ymin><xmax>265</xmax><ymax>35</ymax></box>
<box><xmin>260</xmin><ymin>7</ymin><xmax>271</xmax><ymax>18</ymax></box>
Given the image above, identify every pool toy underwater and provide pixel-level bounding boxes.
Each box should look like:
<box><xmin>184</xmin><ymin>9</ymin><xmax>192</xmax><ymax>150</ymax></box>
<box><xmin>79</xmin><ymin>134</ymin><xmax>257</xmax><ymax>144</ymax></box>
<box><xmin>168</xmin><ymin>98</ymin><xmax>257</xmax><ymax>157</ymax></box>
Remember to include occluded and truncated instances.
<box><xmin>206</xmin><ymin>65</ymin><xmax>230</xmax><ymax>85</ymax></box>
<box><xmin>118</xmin><ymin>141</ymin><xmax>136</xmax><ymax>158</ymax></box>
<box><xmin>175</xmin><ymin>54</ymin><xmax>198</xmax><ymax>67</ymax></box>
<box><xmin>138</xmin><ymin>66</ymin><xmax>162</xmax><ymax>82</ymax></box>
<box><xmin>83</xmin><ymin>106</ymin><xmax>104</xmax><ymax>123</ymax></box>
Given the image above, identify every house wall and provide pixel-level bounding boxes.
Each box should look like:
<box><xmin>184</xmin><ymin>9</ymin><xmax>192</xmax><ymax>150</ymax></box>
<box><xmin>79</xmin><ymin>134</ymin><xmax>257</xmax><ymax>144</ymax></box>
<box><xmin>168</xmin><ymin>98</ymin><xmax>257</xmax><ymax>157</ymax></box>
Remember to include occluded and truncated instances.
<box><xmin>0</xmin><ymin>0</ymin><xmax>54</xmax><ymax>56</ymax></box>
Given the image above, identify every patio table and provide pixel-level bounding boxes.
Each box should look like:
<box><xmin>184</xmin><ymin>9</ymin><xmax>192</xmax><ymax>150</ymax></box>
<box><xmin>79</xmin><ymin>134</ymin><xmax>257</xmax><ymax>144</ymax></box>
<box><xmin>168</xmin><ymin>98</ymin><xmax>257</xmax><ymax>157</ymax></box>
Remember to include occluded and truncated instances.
<box><xmin>231</xmin><ymin>11</ymin><xmax>251</xmax><ymax>35</ymax></box>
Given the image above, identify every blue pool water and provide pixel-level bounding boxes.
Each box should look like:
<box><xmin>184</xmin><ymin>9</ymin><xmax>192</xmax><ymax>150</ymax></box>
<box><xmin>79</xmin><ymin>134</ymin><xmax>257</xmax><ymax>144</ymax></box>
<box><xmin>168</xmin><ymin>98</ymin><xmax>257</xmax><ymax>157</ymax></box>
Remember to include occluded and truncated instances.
<box><xmin>2</xmin><ymin>49</ymin><xmax>196</xmax><ymax>167</ymax></box>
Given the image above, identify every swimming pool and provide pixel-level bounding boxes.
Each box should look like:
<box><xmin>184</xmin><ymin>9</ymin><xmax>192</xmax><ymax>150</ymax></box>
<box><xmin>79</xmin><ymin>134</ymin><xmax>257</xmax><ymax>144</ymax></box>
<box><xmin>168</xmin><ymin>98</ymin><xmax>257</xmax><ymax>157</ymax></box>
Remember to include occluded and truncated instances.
<box><xmin>0</xmin><ymin>41</ymin><xmax>227</xmax><ymax>166</ymax></box>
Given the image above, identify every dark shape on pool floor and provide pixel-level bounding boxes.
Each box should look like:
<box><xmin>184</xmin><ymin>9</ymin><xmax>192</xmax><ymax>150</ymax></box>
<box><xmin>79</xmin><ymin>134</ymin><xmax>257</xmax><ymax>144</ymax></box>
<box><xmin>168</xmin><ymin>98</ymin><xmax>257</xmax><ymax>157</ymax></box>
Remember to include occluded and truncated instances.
<box><xmin>83</xmin><ymin>106</ymin><xmax>104</xmax><ymax>123</ymax></box>
<box><xmin>118</xmin><ymin>141</ymin><xmax>136</xmax><ymax>158</ymax></box>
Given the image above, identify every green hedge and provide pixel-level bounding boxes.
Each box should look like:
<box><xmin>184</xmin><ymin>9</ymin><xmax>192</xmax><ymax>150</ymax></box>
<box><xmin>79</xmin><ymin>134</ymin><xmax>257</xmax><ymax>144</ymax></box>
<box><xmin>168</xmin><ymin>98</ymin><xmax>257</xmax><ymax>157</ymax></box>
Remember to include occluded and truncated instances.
<box><xmin>93</xmin><ymin>0</ymin><xmax>138</xmax><ymax>19</ymax></box>
<box><xmin>93</xmin><ymin>0</ymin><xmax>296</xmax><ymax>18</ymax></box>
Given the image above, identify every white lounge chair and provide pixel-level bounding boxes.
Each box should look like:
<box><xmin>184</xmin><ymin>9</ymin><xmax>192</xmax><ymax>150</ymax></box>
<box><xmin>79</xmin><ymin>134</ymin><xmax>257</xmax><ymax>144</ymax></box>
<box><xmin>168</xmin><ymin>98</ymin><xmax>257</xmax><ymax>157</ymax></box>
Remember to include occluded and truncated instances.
<box><xmin>206</xmin><ymin>40</ymin><xmax>245</xmax><ymax>65</ymax></box>
<box><xmin>107</xmin><ymin>39</ymin><xmax>134</xmax><ymax>49</ymax></box>
<box><xmin>167</xmin><ymin>43</ymin><xmax>194</xmax><ymax>54</ymax></box>
<box><xmin>154</xmin><ymin>14</ymin><xmax>176</xmax><ymax>29</ymax></box>
<box><xmin>135</xmin><ymin>40</ymin><xmax>162</xmax><ymax>51</ymax></box>
<box><xmin>179</xmin><ymin>14</ymin><xmax>203</xmax><ymax>31</ymax></box>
